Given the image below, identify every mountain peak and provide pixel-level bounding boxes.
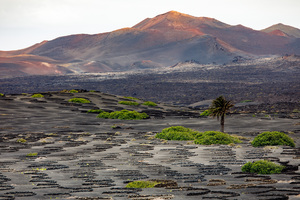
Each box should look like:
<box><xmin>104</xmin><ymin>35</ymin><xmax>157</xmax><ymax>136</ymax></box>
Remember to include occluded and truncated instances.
<box><xmin>133</xmin><ymin>11</ymin><xmax>229</xmax><ymax>30</ymax></box>
<box><xmin>262</xmin><ymin>23</ymin><xmax>300</xmax><ymax>38</ymax></box>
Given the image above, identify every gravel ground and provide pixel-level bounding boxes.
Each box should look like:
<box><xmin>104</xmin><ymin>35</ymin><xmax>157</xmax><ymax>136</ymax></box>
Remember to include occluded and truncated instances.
<box><xmin>0</xmin><ymin>91</ymin><xmax>299</xmax><ymax>200</ymax></box>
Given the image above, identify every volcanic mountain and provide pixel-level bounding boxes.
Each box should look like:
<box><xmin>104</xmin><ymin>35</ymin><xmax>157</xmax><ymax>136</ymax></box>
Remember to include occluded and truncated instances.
<box><xmin>1</xmin><ymin>11</ymin><xmax>300</xmax><ymax>78</ymax></box>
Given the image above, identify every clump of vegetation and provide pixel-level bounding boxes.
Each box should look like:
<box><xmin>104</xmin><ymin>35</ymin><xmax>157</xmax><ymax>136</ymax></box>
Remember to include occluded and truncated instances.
<box><xmin>241</xmin><ymin>160</ymin><xmax>285</xmax><ymax>174</ymax></box>
<box><xmin>118</xmin><ymin>101</ymin><xmax>140</xmax><ymax>106</ymax></box>
<box><xmin>155</xmin><ymin>126</ymin><xmax>241</xmax><ymax>145</ymax></box>
<box><xmin>68</xmin><ymin>98</ymin><xmax>91</xmax><ymax>104</ymax></box>
<box><xmin>142</xmin><ymin>101</ymin><xmax>157</xmax><ymax>107</ymax></box>
<box><xmin>240</xmin><ymin>100</ymin><xmax>253</xmax><ymax>103</ymax></box>
<box><xmin>251</xmin><ymin>131</ymin><xmax>295</xmax><ymax>147</ymax></box>
<box><xmin>0</xmin><ymin>93</ymin><xmax>4</xmax><ymax>97</ymax></box>
<box><xmin>32</xmin><ymin>168</ymin><xmax>47</xmax><ymax>171</ymax></box>
<box><xmin>69</xmin><ymin>89</ymin><xmax>79</xmax><ymax>93</ymax></box>
<box><xmin>87</xmin><ymin>109</ymin><xmax>103</xmax><ymax>113</ymax></box>
<box><xmin>123</xmin><ymin>96</ymin><xmax>140</xmax><ymax>100</ymax></box>
<box><xmin>17</xmin><ymin>138</ymin><xmax>27</xmax><ymax>143</ymax></box>
<box><xmin>26</xmin><ymin>152</ymin><xmax>38</xmax><ymax>157</ymax></box>
<box><xmin>97</xmin><ymin>110</ymin><xmax>149</xmax><ymax>120</ymax></box>
<box><xmin>31</xmin><ymin>94</ymin><xmax>44</xmax><ymax>98</ymax></box>
<box><xmin>194</xmin><ymin>131</ymin><xmax>241</xmax><ymax>145</ymax></box>
<box><xmin>126</xmin><ymin>180</ymin><xmax>160</xmax><ymax>188</ymax></box>
<box><xmin>155</xmin><ymin>126</ymin><xmax>198</xmax><ymax>141</ymax></box>
<box><xmin>200</xmin><ymin>109</ymin><xmax>212</xmax><ymax>116</ymax></box>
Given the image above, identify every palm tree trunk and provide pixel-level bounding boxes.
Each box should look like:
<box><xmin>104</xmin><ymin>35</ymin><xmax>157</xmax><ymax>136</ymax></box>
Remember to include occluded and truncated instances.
<box><xmin>220</xmin><ymin>114</ymin><xmax>225</xmax><ymax>132</ymax></box>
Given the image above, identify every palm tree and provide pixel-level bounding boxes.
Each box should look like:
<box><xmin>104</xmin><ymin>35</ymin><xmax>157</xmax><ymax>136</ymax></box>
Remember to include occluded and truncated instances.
<box><xmin>209</xmin><ymin>96</ymin><xmax>234</xmax><ymax>132</ymax></box>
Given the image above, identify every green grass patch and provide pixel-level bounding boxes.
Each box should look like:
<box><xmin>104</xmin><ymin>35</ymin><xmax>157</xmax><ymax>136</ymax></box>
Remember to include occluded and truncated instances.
<box><xmin>155</xmin><ymin>126</ymin><xmax>241</xmax><ymax>145</ymax></box>
<box><xmin>200</xmin><ymin>109</ymin><xmax>212</xmax><ymax>116</ymax></box>
<box><xmin>17</xmin><ymin>138</ymin><xmax>27</xmax><ymax>143</ymax></box>
<box><xmin>142</xmin><ymin>101</ymin><xmax>157</xmax><ymax>107</ymax></box>
<box><xmin>87</xmin><ymin>109</ymin><xmax>103</xmax><ymax>113</ymax></box>
<box><xmin>126</xmin><ymin>180</ymin><xmax>160</xmax><ymax>188</ymax></box>
<box><xmin>240</xmin><ymin>100</ymin><xmax>253</xmax><ymax>103</ymax></box>
<box><xmin>69</xmin><ymin>89</ymin><xmax>79</xmax><ymax>93</ymax></box>
<box><xmin>26</xmin><ymin>152</ymin><xmax>38</xmax><ymax>157</ymax></box>
<box><xmin>194</xmin><ymin>131</ymin><xmax>241</xmax><ymax>145</ymax></box>
<box><xmin>155</xmin><ymin>126</ymin><xmax>198</xmax><ymax>141</ymax></box>
<box><xmin>123</xmin><ymin>96</ymin><xmax>140</xmax><ymax>100</ymax></box>
<box><xmin>97</xmin><ymin>109</ymin><xmax>149</xmax><ymax>120</ymax></box>
<box><xmin>68</xmin><ymin>98</ymin><xmax>91</xmax><ymax>104</ymax></box>
<box><xmin>31</xmin><ymin>94</ymin><xmax>44</xmax><ymax>98</ymax></box>
<box><xmin>118</xmin><ymin>101</ymin><xmax>140</xmax><ymax>106</ymax></box>
<box><xmin>241</xmin><ymin>160</ymin><xmax>285</xmax><ymax>174</ymax></box>
<box><xmin>251</xmin><ymin>131</ymin><xmax>295</xmax><ymax>147</ymax></box>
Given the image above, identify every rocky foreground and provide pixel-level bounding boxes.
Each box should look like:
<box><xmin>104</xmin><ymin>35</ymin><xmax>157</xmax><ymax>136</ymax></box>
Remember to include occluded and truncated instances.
<box><xmin>0</xmin><ymin>91</ymin><xmax>299</xmax><ymax>200</ymax></box>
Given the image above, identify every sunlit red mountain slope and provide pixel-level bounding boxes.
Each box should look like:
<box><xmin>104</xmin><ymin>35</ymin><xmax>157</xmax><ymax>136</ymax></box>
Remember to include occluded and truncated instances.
<box><xmin>0</xmin><ymin>11</ymin><xmax>299</xmax><ymax>78</ymax></box>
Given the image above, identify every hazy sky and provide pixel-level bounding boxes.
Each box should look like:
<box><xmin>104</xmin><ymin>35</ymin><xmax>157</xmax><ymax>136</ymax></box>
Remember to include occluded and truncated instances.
<box><xmin>1</xmin><ymin>0</ymin><xmax>299</xmax><ymax>51</ymax></box>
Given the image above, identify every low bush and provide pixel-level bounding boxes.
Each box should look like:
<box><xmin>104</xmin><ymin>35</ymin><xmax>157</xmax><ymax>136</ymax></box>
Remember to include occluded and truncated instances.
<box><xmin>31</xmin><ymin>94</ymin><xmax>44</xmax><ymax>98</ymax></box>
<box><xmin>97</xmin><ymin>110</ymin><xmax>149</xmax><ymax>120</ymax></box>
<box><xmin>241</xmin><ymin>160</ymin><xmax>285</xmax><ymax>174</ymax></box>
<box><xmin>240</xmin><ymin>100</ymin><xmax>252</xmax><ymax>103</ymax></box>
<box><xmin>0</xmin><ymin>93</ymin><xmax>4</xmax><ymax>97</ymax></box>
<box><xmin>194</xmin><ymin>131</ymin><xmax>241</xmax><ymax>145</ymax></box>
<box><xmin>87</xmin><ymin>109</ymin><xmax>103</xmax><ymax>113</ymax></box>
<box><xmin>26</xmin><ymin>152</ymin><xmax>38</xmax><ymax>157</ymax></box>
<box><xmin>251</xmin><ymin>131</ymin><xmax>295</xmax><ymax>147</ymax></box>
<box><xmin>123</xmin><ymin>96</ymin><xmax>139</xmax><ymax>100</ymax></box>
<box><xmin>126</xmin><ymin>180</ymin><xmax>160</xmax><ymax>188</ymax></box>
<box><xmin>69</xmin><ymin>89</ymin><xmax>79</xmax><ymax>93</ymax></box>
<box><xmin>68</xmin><ymin>98</ymin><xmax>91</xmax><ymax>104</ymax></box>
<box><xmin>118</xmin><ymin>101</ymin><xmax>140</xmax><ymax>106</ymax></box>
<box><xmin>17</xmin><ymin>138</ymin><xmax>27</xmax><ymax>143</ymax></box>
<box><xmin>155</xmin><ymin>126</ymin><xmax>241</xmax><ymax>145</ymax></box>
<box><xmin>200</xmin><ymin>109</ymin><xmax>212</xmax><ymax>116</ymax></box>
<box><xmin>142</xmin><ymin>101</ymin><xmax>157</xmax><ymax>107</ymax></box>
<box><xmin>155</xmin><ymin>126</ymin><xmax>198</xmax><ymax>141</ymax></box>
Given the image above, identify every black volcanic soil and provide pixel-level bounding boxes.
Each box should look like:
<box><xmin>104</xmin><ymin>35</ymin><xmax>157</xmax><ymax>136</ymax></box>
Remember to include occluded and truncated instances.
<box><xmin>0</xmin><ymin>91</ymin><xmax>299</xmax><ymax>200</ymax></box>
<box><xmin>0</xmin><ymin>57</ymin><xmax>299</xmax><ymax>109</ymax></box>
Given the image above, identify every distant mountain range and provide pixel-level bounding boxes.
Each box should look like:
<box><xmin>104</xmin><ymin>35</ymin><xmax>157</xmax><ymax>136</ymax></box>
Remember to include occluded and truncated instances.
<box><xmin>0</xmin><ymin>11</ymin><xmax>300</xmax><ymax>78</ymax></box>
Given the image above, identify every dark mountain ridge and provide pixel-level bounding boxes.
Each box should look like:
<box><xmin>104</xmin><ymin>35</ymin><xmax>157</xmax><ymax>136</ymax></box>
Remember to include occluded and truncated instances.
<box><xmin>0</xmin><ymin>11</ymin><xmax>300</xmax><ymax>78</ymax></box>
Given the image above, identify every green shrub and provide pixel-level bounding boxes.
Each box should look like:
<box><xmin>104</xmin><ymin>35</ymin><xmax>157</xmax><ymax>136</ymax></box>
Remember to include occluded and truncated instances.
<box><xmin>26</xmin><ymin>152</ymin><xmax>38</xmax><ymax>157</ymax></box>
<box><xmin>194</xmin><ymin>131</ymin><xmax>241</xmax><ymax>145</ymax></box>
<box><xmin>97</xmin><ymin>110</ymin><xmax>149</xmax><ymax>120</ymax></box>
<box><xmin>31</xmin><ymin>94</ymin><xmax>44</xmax><ymax>98</ymax></box>
<box><xmin>142</xmin><ymin>101</ymin><xmax>157</xmax><ymax>107</ymax></box>
<box><xmin>69</xmin><ymin>89</ymin><xmax>79</xmax><ymax>93</ymax></box>
<box><xmin>155</xmin><ymin>126</ymin><xmax>199</xmax><ymax>141</ymax></box>
<box><xmin>126</xmin><ymin>180</ymin><xmax>159</xmax><ymax>188</ymax></box>
<box><xmin>241</xmin><ymin>160</ymin><xmax>285</xmax><ymax>174</ymax></box>
<box><xmin>123</xmin><ymin>96</ymin><xmax>140</xmax><ymax>100</ymax></box>
<box><xmin>17</xmin><ymin>138</ymin><xmax>27</xmax><ymax>143</ymax></box>
<box><xmin>251</xmin><ymin>131</ymin><xmax>295</xmax><ymax>147</ymax></box>
<box><xmin>155</xmin><ymin>127</ymin><xmax>241</xmax><ymax>145</ymax></box>
<box><xmin>0</xmin><ymin>93</ymin><xmax>4</xmax><ymax>97</ymax></box>
<box><xmin>68</xmin><ymin>98</ymin><xmax>91</xmax><ymax>104</ymax></box>
<box><xmin>240</xmin><ymin>100</ymin><xmax>252</xmax><ymax>103</ymax></box>
<box><xmin>118</xmin><ymin>101</ymin><xmax>140</xmax><ymax>106</ymax></box>
<box><xmin>87</xmin><ymin>109</ymin><xmax>103</xmax><ymax>113</ymax></box>
<box><xmin>200</xmin><ymin>109</ymin><xmax>212</xmax><ymax>116</ymax></box>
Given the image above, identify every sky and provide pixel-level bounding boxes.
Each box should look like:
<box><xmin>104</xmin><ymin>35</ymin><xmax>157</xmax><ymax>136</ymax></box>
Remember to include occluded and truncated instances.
<box><xmin>0</xmin><ymin>0</ymin><xmax>299</xmax><ymax>51</ymax></box>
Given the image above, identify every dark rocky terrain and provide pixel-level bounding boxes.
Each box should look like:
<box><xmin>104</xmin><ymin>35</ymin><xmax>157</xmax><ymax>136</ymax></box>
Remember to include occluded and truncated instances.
<box><xmin>1</xmin><ymin>55</ymin><xmax>299</xmax><ymax>109</ymax></box>
<box><xmin>0</xmin><ymin>91</ymin><xmax>299</xmax><ymax>200</ymax></box>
